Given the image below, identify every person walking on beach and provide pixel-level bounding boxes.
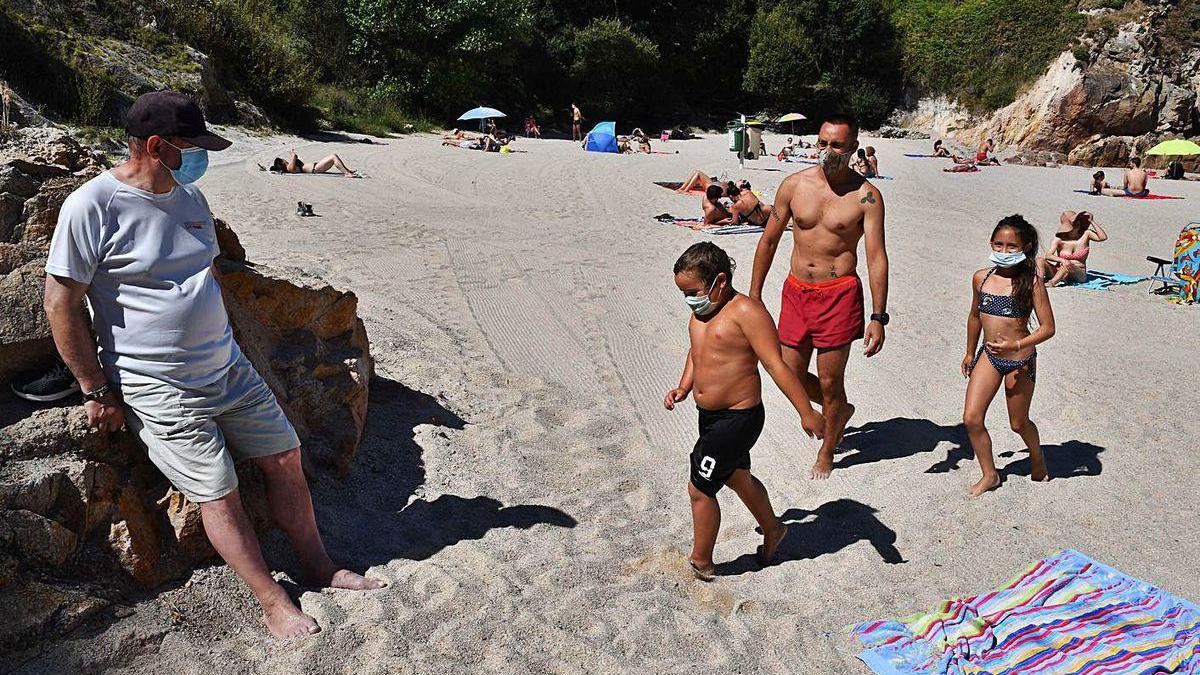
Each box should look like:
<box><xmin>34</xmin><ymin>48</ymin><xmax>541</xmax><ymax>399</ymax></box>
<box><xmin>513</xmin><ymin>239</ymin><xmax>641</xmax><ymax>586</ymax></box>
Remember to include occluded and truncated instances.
<box><xmin>665</xmin><ymin>243</ymin><xmax>824</xmax><ymax>580</ymax></box>
<box><xmin>43</xmin><ymin>92</ymin><xmax>385</xmax><ymax>640</ymax></box>
<box><xmin>961</xmin><ymin>215</ymin><xmax>1055</xmax><ymax>496</ymax></box>
<box><xmin>571</xmin><ymin>103</ymin><xmax>583</xmax><ymax>142</ymax></box>
<box><xmin>748</xmin><ymin>113</ymin><xmax>890</xmax><ymax>480</ymax></box>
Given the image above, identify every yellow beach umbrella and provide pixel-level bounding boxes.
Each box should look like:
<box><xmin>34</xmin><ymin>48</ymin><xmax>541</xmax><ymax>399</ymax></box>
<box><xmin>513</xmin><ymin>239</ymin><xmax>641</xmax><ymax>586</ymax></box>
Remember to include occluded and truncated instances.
<box><xmin>1145</xmin><ymin>139</ymin><xmax>1200</xmax><ymax>156</ymax></box>
<box><xmin>776</xmin><ymin>112</ymin><xmax>806</xmax><ymax>135</ymax></box>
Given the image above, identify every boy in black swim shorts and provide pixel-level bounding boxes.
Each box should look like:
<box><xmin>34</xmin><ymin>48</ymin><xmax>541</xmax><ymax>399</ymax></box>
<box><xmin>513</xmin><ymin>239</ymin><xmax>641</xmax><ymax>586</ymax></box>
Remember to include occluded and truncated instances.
<box><xmin>664</xmin><ymin>243</ymin><xmax>825</xmax><ymax>580</ymax></box>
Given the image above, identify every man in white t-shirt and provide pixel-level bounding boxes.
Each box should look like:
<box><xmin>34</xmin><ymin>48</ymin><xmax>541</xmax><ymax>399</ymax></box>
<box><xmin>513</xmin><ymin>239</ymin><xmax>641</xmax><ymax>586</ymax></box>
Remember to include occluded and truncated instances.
<box><xmin>43</xmin><ymin>91</ymin><xmax>384</xmax><ymax>639</ymax></box>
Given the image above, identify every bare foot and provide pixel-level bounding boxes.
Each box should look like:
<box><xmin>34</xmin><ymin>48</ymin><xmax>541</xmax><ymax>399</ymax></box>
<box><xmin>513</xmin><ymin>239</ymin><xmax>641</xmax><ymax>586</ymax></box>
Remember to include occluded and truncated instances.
<box><xmin>261</xmin><ymin>599</ymin><xmax>319</xmax><ymax>639</ymax></box>
<box><xmin>1031</xmin><ymin>458</ymin><xmax>1049</xmax><ymax>483</ymax></box>
<box><xmin>968</xmin><ymin>473</ymin><xmax>1002</xmax><ymax>497</ymax></box>
<box><xmin>326</xmin><ymin>569</ymin><xmax>387</xmax><ymax>590</ymax></box>
<box><xmin>756</xmin><ymin>521</ymin><xmax>789</xmax><ymax>566</ymax></box>
<box><xmin>688</xmin><ymin>558</ymin><xmax>715</xmax><ymax>582</ymax></box>
<box><xmin>810</xmin><ymin>454</ymin><xmax>834</xmax><ymax>480</ymax></box>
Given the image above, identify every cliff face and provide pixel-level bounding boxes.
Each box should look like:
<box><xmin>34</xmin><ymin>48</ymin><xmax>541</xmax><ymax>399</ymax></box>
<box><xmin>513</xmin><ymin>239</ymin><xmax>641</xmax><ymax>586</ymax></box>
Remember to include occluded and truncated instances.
<box><xmin>897</xmin><ymin>1</ymin><xmax>1200</xmax><ymax>168</ymax></box>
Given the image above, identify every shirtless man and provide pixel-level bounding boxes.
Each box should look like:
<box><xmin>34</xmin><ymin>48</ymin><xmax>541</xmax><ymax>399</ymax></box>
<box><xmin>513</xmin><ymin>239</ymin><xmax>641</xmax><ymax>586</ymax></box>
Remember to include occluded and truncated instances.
<box><xmin>749</xmin><ymin>113</ymin><xmax>889</xmax><ymax>479</ymax></box>
<box><xmin>1123</xmin><ymin>156</ymin><xmax>1149</xmax><ymax>197</ymax></box>
<box><xmin>975</xmin><ymin>138</ymin><xmax>1000</xmax><ymax>165</ymax></box>
<box><xmin>571</xmin><ymin>103</ymin><xmax>583</xmax><ymax>142</ymax></box>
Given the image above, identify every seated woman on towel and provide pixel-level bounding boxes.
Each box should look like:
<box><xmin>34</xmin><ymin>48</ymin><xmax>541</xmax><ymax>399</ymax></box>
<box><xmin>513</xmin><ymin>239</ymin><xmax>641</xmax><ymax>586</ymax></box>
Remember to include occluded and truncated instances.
<box><xmin>482</xmin><ymin>129</ymin><xmax>512</xmax><ymax>152</ymax></box>
<box><xmin>932</xmin><ymin>139</ymin><xmax>953</xmax><ymax>158</ymax></box>
<box><xmin>270</xmin><ymin>149</ymin><xmax>358</xmax><ymax>177</ymax></box>
<box><xmin>725</xmin><ymin>181</ymin><xmax>772</xmax><ymax>227</ymax></box>
<box><xmin>1088</xmin><ymin>170</ymin><xmax>1122</xmax><ymax>196</ymax></box>
<box><xmin>631</xmin><ymin>128</ymin><xmax>652</xmax><ymax>153</ymax></box>
<box><xmin>701</xmin><ymin>184</ymin><xmax>733</xmax><ymax>226</ymax></box>
<box><xmin>1038</xmin><ymin>210</ymin><xmax>1109</xmax><ymax>287</ymax></box>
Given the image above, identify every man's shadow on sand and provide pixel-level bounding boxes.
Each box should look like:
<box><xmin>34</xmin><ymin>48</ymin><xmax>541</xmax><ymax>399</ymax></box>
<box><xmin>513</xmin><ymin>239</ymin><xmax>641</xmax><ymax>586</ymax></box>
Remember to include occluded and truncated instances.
<box><xmin>834</xmin><ymin>417</ymin><xmax>1105</xmax><ymax>480</ymax></box>
<box><xmin>714</xmin><ymin>498</ymin><xmax>905</xmax><ymax>577</ymax></box>
<box><xmin>300</xmin><ymin>375</ymin><xmax>576</xmax><ymax>570</ymax></box>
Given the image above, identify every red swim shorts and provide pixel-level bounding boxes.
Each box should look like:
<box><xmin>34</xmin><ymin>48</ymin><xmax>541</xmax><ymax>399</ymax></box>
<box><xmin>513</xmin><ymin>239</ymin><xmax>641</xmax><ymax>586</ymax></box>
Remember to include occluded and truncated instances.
<box><xmin>975</xmin><ymin>151</ymin><xmax>988</xmax><ymax>162</ymax></box>
<box><xmin>778</xmin><ymin>274</ymin><xmax>865</xmax><ymax>349</ymax></box>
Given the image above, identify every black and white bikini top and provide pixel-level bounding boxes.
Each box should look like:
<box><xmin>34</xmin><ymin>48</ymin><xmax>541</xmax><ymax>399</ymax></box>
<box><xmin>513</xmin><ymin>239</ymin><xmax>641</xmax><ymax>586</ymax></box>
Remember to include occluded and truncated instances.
<box><xmin>977</xmin><ymin>268</ymin><xmax>1029</xmax><ymax>319</ymax></box>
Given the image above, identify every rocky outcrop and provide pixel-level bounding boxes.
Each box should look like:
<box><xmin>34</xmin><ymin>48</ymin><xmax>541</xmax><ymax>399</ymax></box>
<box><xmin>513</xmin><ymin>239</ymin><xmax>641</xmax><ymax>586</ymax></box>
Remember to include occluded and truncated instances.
<box><xmin>896</xmin><ymin>2</ymin><xmax>1200</xmax><ymax>169</ymax></box>
<box><xmin>0</xmin><ymin>136</ymin><xmax>373</xmax><ymax>654</ymax></box>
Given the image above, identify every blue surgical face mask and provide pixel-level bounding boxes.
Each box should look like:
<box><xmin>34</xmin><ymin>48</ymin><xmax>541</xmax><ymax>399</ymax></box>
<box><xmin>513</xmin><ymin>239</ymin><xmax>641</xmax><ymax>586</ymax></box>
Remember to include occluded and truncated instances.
<box><xmin>684</xmin><ymin>275</ymin><xmax>721</xmax><ymax>316</ymax></box>
<box><xmin>990</xmin><ymin>250</ymin><xmax>1027</xmax><ymax>268</ymax></box>
<box><xmin>160</xmin><ymin>140</ymin><xmax>209</xmax><ymax>185</ymax></box>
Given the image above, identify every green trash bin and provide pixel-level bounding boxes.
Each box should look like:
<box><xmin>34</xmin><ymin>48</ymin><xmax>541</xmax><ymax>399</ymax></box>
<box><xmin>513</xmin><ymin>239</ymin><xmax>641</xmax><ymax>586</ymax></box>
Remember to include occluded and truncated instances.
<box><xmin>727</xmin><ymin>121</ymin><xmax>744</xmax><ymax>153</ymax></box>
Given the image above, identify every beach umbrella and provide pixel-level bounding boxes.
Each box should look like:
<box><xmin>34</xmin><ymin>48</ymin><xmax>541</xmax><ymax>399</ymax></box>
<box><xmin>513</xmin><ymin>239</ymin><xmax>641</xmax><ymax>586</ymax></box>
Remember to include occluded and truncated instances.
<box><xmin>1145</xmin><ymin>139</ymin><xmax>1200</xmax><ymax>156</ymax></box>
<box><xmin>777</xmin><ymin>112</ymin><xmax>806</xmax><ymax>135</ymax></box>
<box><xmin>458</xmin><ymin>106</ymin><xmax>506</xmax><ymax>132</ymax></box>
<box><xmin>458</xmin><ymin>106</ymin><xmax>506</xmax><ymax>121</ymax></box>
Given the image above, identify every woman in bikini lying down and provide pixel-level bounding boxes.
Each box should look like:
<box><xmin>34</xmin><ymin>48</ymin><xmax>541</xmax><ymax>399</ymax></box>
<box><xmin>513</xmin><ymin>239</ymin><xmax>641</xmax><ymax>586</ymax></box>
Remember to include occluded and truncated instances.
<box><xmin>1038</xmin><ymin>210</ymin><xmax>1108</xmax><ymax>287</ymax></box>
<box><xmin>270</xmin><ymin>149</ymin><xmax>358</xmax><ymax>176</ymax></box>
<box><xmin>677</xmin><ymin>169</ymin><xmax>717</xmax><ymax>194</ymax></box>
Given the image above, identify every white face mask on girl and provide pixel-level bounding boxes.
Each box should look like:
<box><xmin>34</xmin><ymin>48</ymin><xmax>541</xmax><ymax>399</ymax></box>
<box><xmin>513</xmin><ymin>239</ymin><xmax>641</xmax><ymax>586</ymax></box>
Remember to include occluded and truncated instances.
<box><xmin>989</xmin><ymin>251</ymin><xmax>1027</xmax><ymax>267</ymax></box>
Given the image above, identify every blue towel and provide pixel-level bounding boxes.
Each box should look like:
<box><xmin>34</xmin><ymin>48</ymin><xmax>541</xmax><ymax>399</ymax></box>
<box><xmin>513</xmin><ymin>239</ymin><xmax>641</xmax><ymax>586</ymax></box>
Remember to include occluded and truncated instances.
<box><xmin>705</xmin><ymin>225</ymin><xmax>764</xmax><ymax>235</ymax></box>
<box><xmin>903</xmin><ymin>153</ymin><xmax>938</xmax><ymax>158</ymax></box>
<box><xmin>1064</xmin><ymin>269</ymin><xmax>1149</xmax><ymax>291</ymax></box>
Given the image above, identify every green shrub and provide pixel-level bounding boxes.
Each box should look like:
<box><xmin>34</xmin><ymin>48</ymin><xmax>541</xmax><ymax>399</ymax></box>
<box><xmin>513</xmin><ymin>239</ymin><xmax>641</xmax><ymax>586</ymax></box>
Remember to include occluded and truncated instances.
<box><xmin>310</xmin><ymin>85</ymin><xmax>435</xmax><ymax>135</ymax></box>
<box><xmin>150</xmin><ymin>0</ymin><xmax>314</xmax><ymax>124</ymax></box>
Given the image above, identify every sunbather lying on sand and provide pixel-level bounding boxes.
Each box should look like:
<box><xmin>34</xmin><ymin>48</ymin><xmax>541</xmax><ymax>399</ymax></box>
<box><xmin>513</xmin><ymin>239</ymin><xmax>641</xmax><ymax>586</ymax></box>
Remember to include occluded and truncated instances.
<box><xmin>270</xmin><ymin>150</ymin><xmax>358</xmax><ymax>177</ymax></box>
<box><xmin>677</xmin><ymin>170</ymin><xmax>718</xmax><ymax>194</ymax></box>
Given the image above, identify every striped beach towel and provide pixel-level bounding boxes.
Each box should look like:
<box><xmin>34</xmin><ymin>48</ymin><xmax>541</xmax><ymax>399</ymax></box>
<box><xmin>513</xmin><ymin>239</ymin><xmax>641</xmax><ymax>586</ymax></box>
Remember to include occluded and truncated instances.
<box><xmin>852</xmin><ymin>549</ymin><xmax>1200</xmax><ymax>674</ymax></box>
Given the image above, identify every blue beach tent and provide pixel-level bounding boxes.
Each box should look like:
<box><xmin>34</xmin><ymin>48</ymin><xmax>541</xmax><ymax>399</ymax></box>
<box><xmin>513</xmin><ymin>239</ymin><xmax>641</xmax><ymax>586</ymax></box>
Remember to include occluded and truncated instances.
<box><xmin>585</xmin><ymin>121</ymin><xmax>618</xmax><ymax>153</ymax></box>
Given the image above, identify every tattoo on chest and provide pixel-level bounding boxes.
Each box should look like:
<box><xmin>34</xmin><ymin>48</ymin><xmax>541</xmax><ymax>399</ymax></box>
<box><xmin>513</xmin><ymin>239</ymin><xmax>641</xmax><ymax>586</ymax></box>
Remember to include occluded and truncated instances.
<box><xmin>860</xmin><ymin>191</ymin><xmax>876</xmax><ymax>205</ymax></box>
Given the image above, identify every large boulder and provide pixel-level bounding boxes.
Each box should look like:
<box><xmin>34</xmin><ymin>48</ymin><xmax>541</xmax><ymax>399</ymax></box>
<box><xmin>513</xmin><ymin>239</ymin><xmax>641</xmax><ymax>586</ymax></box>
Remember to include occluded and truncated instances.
<box><xmin>217</xmin><ymin>258</ymin><xmax>373</xmax><ymax>475</ymax></box>
<box><xmin>0</xmin><ymin>259</ymin><xmax>55</xmax><ymax>384</ymax></box>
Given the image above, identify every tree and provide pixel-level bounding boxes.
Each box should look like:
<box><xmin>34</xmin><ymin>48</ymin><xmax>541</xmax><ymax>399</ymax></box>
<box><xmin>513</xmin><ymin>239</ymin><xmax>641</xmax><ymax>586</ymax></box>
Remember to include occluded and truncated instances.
<box><xmin>743</xmin><ymin>0</ymin><xmax>901</xmax><ymax>126</ymax></box>
<box><xmin>345</xmin><ymin>0</ymin><xmax>536</xmax><ymax>117</ymax></box>
<box><xmin>568</xmin><ymin>18</ymin><xmax>665</xmax><ymax>124</ymax></box>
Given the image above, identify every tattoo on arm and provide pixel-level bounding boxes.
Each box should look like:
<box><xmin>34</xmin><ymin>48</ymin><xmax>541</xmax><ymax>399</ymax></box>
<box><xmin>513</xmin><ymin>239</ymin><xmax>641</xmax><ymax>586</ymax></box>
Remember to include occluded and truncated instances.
<box><xmin>859</xmin><ymin>191</ymin><xmax>876</xmax><ymax>205</ymax></box>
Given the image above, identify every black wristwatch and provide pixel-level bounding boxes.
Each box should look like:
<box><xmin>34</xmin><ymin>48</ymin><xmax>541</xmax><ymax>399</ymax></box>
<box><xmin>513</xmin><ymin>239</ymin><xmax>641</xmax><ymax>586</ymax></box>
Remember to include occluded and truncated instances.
<box><xmin>82</xmin><ymin>383</ymin><xmax>112</xmax><ymax>402</ymax></box>
<box><xmin>870</xmin><ymin>312</ymin><xmax>890</xmax><ymax>326</ymax></box>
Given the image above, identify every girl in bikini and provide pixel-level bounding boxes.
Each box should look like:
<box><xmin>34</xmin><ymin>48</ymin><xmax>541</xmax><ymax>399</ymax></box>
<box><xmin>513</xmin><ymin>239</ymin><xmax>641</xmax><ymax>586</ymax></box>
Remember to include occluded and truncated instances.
<box><xmin>1039</xmin><ymin>211</ymin><xmax>1109</xmax><ymax>287</ymax></box>
<box><xmin>961</xmin><ymin>215</ymin><xmax>1055</xmax><ymax>497</ymax></box>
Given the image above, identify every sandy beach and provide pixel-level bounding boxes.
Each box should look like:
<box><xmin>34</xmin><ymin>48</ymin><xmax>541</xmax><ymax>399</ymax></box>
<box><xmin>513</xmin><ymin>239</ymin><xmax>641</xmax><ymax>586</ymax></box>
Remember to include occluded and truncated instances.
<box><xmin>17</xmin><ymin>131</ymin><xmax>1200</xmax><ymax>674</ymax></box>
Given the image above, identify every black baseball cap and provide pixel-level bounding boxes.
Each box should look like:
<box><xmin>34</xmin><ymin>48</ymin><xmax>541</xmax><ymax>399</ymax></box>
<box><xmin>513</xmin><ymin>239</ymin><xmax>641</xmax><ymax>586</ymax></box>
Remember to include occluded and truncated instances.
<box><xmin>125</xmin><ymin>91</ymin><xmax>231</xmax><ymax>151</ymax></box>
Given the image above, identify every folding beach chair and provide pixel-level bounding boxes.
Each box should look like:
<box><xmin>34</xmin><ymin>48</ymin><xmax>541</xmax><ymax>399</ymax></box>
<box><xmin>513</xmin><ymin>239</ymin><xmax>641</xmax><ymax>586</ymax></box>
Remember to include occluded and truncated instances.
<box><xmin>1147</xmin><ymin>222</ymin><xmax>1200</xmax><ymax>303</ymax></box>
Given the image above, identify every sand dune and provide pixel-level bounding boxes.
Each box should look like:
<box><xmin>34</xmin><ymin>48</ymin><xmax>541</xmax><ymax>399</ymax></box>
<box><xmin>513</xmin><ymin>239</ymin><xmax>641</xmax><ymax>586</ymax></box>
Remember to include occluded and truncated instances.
<box><xmin>16</xmin><ymin>132</ymin><xmax>1200</xmax><ymax>674</ymax></box>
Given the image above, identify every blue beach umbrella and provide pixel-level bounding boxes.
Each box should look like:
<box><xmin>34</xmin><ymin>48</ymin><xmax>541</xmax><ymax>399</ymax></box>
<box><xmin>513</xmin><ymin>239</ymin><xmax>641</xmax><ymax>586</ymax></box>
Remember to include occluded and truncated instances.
<box><xmin>458</xmin><ymin>107</ymin><xmax>506</xmax><ymax>121</ymax></box>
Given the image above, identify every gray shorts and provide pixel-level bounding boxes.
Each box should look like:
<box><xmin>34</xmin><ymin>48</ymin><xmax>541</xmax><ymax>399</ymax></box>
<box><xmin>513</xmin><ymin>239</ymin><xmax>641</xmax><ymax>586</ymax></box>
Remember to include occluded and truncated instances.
<box><xmin>120</xmin><ymin>353</ymin><xmax>300</xmax><ymax>502</ymax></box>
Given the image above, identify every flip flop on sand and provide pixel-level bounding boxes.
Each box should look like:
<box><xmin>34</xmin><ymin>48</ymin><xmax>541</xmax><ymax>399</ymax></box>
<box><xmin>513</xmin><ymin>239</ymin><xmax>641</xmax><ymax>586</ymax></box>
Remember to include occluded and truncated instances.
<box><xmin>690</xmin><ymin>560</ymin><xmax>716</xmax><ymax>582</ymax></box>
<box><xmin>756</xmin><ymin>522</ymin><xmax>789</xmax><ymax>567</ymax></box>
